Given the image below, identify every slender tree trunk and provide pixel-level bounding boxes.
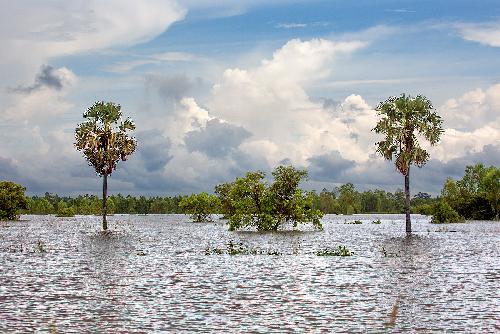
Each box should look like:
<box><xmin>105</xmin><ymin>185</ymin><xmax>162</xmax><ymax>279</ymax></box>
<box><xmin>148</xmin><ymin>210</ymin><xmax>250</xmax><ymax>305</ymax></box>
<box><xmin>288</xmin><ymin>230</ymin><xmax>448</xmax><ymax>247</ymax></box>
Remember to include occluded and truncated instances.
<box><xmin>404</xmin><ymin>167</ymin><xmax>411</xmax><ymax>233</ymax></box>
<box><xmin>102</xmin><ymin>173</ymin><xmax>108</xmax><ymax>231</ymax></box>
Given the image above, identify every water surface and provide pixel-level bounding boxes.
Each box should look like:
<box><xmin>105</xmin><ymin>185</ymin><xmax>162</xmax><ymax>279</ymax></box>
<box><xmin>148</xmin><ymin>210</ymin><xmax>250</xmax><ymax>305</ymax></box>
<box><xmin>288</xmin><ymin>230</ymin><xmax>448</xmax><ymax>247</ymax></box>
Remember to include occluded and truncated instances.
<box><xmin>0</xmin><ymin>214</ymin><xmax>498</xmax><ymax>333</ymax></box>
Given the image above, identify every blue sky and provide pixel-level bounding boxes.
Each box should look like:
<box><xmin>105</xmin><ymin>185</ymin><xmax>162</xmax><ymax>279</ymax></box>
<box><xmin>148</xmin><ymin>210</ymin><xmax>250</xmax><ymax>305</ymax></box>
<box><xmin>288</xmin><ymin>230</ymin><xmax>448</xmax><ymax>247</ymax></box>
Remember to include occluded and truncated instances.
<box><xmin>1</xmin><ymin>0</ymin><xmax>499</xmax><ymax>195</ymax></box>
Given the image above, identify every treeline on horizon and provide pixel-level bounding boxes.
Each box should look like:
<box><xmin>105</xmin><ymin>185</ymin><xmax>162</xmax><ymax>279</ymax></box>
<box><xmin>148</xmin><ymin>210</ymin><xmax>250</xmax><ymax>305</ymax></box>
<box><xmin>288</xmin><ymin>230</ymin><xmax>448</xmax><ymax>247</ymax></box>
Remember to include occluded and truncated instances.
<box><xmin>24</xmin><ymin>186</ymin><xmax>433</xmax><ymax>216</ymax></box>
<box><xmin>22</xmin><ymin>162</ymin><xmax>499</xmax><ymax>221</ymax></box>
<box><xmin>22</xmin><ymin>187</ymin><xmax>436</xmax><ymax>215</ymax></box>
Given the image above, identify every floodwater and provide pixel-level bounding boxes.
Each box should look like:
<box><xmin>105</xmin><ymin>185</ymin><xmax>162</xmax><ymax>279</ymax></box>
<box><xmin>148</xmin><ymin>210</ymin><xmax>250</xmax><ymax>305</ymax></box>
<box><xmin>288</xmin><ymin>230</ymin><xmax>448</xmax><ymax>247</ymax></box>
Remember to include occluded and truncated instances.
<box><xmin>0</xmin><ymin>214</ymin><xmax>498</xmax><ymax>333</ymax></box>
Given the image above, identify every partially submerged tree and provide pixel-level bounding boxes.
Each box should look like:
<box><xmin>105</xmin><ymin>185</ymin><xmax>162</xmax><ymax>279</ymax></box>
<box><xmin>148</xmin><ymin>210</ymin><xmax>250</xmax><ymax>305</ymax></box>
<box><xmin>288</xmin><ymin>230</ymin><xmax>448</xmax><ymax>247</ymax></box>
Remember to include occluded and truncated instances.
<box><xmin>75</xmin><ymin>101</ymin><xmax>136</xmax><ymax>231</ymax></box>
<box><xmin>441</xmin><ymin>164</ymin><xmax>499</xmax><ymax>220</ymax></box>
<box><xmin>0</xmin><ymin>181</ymin><xmax>28</xmax><ymax>220</ymax></box>
<box><xmin>179</xmin><ymin>192</ymin><xmax>221</xmax><ymax>222</ymax></box>
<box><xmin>216</xmin><ymin>166</ymin><xmax>323</xmax><ymax>231</ymax></box>
<box><xmin>373</xmin><ymin>94</ymin><xmax>443</xmax><ymax>233</ymax></box>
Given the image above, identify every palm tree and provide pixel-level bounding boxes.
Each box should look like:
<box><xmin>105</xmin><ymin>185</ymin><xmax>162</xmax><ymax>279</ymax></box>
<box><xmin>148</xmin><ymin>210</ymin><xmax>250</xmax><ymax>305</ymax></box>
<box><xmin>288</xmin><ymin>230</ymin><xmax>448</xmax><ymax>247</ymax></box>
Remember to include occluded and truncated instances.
<box><xmin>75</xmin><ymin>101</ymin><xmax>137</xmax><ymax>231</ymax></box>
<box><xmin>373</xmin><ymin>94</ymin><xmax>443</xmax><ymax>233</ymax></box>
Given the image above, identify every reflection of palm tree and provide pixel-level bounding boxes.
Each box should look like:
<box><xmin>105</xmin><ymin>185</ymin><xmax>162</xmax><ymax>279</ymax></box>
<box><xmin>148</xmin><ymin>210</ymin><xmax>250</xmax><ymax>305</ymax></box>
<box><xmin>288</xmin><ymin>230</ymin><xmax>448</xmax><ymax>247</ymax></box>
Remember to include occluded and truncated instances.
<box><xmin>373</xmin><ymin>95</ymin><xmax>443</xmax><ymax>233</ymax></box>
<box><xmin>75</xmin><ymin>102</ymin><xmax>136</xmax><ymax>231</ymax></box>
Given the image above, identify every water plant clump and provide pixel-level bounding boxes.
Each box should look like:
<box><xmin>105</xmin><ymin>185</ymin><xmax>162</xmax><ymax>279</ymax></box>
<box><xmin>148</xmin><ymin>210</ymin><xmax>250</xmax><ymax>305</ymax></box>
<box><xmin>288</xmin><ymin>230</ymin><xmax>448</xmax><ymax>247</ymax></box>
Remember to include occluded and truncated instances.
<box><xmin>345</xmin><ymin>220</ymin><xmax>363</xmax><ymax>224</ymax></box>
<box><xmin>34</xmin><ymin>240</ymin><xmax>47</xmax><ymax>253</ymax></box>
<box><xmin>315</xmin><ymin>245</ymin><xmax>353</xmax><ymax>256</ymax></box>
<box><xmin>205</xmin><ymin>240</ymin><xmax>282</xmax><ymax>256</ymax></box>
<box><xmin>372</xmin><ymin>219</ymin><xmax>382</xmax><ymax>224</ymax></box>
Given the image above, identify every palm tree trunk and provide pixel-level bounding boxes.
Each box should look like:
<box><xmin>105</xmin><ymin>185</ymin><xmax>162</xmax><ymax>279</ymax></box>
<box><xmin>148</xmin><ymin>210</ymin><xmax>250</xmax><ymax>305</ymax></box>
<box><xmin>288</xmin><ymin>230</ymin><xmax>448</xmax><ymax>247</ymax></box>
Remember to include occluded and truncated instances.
<box><xmin>404</xmin><ymin>167</ymin><xmax>411</xmax><ymax>233</ymax></box>
<box><xmin>102</xmin><ymin>173</ymin><xmax>108</xmax><ymax>231</ymax></box>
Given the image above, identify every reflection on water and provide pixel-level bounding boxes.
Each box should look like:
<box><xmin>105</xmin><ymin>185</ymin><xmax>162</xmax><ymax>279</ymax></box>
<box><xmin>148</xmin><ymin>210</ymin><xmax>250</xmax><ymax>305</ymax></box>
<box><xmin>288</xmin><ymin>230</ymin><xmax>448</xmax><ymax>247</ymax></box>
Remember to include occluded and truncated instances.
<box><xmin>0</xmin><ymin>214</ymin><xmax>498</xmax><ymax>332</ymax></box>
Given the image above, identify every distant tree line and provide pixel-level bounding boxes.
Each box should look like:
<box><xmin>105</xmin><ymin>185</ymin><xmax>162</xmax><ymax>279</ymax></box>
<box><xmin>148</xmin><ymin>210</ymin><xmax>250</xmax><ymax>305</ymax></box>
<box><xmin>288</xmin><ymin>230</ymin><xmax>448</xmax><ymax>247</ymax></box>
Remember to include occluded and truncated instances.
<box><xmin>5</xmin><ymin>163</ymin><xmax>497</xmax><ymax>226</ymax></box>
<box><xmin>21</xmin><ymin>185</ymin><xmax>434</xmax><ymax>216</ymax></box>
<box><xmin>25</xmin><ymin>194</ymin><xmax>185</xmax><ymax>216</ymax></box>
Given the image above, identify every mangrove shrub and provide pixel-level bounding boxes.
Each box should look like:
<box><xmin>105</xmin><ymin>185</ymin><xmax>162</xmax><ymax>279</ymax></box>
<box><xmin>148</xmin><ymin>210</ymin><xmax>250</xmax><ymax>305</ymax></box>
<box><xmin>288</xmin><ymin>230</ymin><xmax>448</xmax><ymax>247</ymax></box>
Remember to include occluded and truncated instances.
<box><xmin>179</xmin><ymin>192</ymin><xmax>220</xmax><ymax>222</ymax></box>
<box><xmin>0</xmin><ymin>181</ymin><xmax>28</xmax><ymax>220</ymax></box>
<box><xmin>216</xmin><ymin>165</ymin><xmax>324</xmax><ymax>231</ymax></box>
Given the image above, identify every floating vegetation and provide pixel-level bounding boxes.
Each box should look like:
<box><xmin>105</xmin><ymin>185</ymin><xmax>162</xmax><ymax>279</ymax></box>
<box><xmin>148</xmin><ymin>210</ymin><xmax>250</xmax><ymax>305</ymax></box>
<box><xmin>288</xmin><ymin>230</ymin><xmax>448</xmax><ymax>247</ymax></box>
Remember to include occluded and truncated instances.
<box><xmin>205</xmin><ymin>240</ymin><xmax>282</xmax><ymax>256</ymax></box>
<box><xmin>315</xmin><ymin>245</ymin><xmax>353</xmax><ymax>256</ymax></box>
<box><xmin>34</xmin><ymin>240</ymin><xmax>47</xmax><ymax>253</ymax></box>
<box><xmin>345</xmin><ymin>220</ymin><xmax>363</xmax><ymax>225</ymax></box>
<box><xmin>136</xmin><ymin>250</ymin><xmax>147</xmax><ymax>256</ymax></box>
<box><xmin>372</xmin><ymin>219</ymin><xmax>382</xmax><ymax>224</ymax></box>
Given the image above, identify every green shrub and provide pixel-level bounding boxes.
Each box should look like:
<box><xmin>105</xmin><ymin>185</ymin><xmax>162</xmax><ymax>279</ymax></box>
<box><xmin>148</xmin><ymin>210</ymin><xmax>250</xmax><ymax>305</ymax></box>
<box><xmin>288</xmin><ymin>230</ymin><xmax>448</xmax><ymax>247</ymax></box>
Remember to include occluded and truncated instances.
<box><xmin>57</xmin><ymin>206</ymin><xmax>76</xmax><ymax>217</ymax></box>
<box><xmin>413</xmin><ymin>204</ymin><xmax>434</xmax><ymax>215</ymax></box>
<box><xmin>371</xmin><ymin>219</ymin><xmax>382</xmax><ymax>224</ymax></box>
<box><xmin>218</xmin><ymin>166</ymin><xmax>324</xmax><ymax>231</ymax></box>
<box><xmin>0</xmin><ymin>181</ymin><xmax>28</xmax><ymax>220</ymax></box>
<box><xmin>179</xmin><ymin>192</ymin><xmax>220</xmax><ymax>222</ymax></box>
<box><xmin>431</xmin><ymin>201</ymin><xmax>465</xmax><ymax>224</ymax></box>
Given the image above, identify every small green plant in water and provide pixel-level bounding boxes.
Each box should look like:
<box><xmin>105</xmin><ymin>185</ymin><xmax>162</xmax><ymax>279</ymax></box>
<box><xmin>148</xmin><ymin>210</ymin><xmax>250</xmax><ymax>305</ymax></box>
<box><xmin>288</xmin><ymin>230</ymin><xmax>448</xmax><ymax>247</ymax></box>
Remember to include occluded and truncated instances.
<box><xmin>315</xmin><ymin>245</ymin><xmax>353</xmax><ymax>256</ymax></box>
<box><xmin>34</xmin><ymin>240</ymin><xmax>47</xmax><ymax>253</ymax></box>
<box><xmin>345</xmin><ymin>220</ymin><xmax>363</xmax><ymax>224</ymax></box>
<box><xmin>205</xmin><ymin>240</ymin><xmax>282</xmax><ymax>256</ymax></box>
<box><xmin>372</xmin><ymin>219</ymin><xmax>382</xmax><ymax>224</ymax></box>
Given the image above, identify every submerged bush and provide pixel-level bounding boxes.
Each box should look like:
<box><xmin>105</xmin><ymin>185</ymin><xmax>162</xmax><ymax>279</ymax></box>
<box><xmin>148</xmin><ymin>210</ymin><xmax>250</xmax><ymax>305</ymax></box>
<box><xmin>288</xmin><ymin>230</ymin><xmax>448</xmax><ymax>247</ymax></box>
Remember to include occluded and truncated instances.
<box><xmin>431</xmin><ymin>201</ymin><xmax>465</xmax><ymax>224</ymax></box>
<box><xmin>179</xmin><ymin>192</ymin><xmax>220</xmax><ymax>222</ymax></box>
<box><xmin>0</xmin><ymin>181</ymin><xmax>28</xmax><ymax>221</ymax></box>
<box><xmin>57</xmin><ymin>207</ymin><xmax>76</xmax><ymax>217</ymax></box>
<box><xmin>217</xmin><ymin>166</ymin><xmax>324</xmax><ymax>231</ymax></box>
<box><xmin>315</xmin><ymin>245</ymin><xmax>353</xmax><ymax>256</ymax></box>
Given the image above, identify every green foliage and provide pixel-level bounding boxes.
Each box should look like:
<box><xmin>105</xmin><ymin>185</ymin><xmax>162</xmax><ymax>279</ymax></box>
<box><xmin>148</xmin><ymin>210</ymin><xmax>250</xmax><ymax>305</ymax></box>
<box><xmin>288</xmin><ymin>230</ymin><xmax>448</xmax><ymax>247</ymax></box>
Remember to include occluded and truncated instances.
<box><xmin>179</xmin><ymin>192</ymin><xmax>220</xmax><ymax>222</ymax></box>
<box><xmin>373</xmin><ymin>94</ymin><xmax>443</xmax><ymax>176</ymax></box>
<box><xmin>337</xmin><ymin>183</ymin><xmax>361</xmax><ymax>214</ymax></box>
<box><xmin>372</xmin><ymin>219</ymin><xmax>382</xmax><ymax>224</ymax></box>
<box><xmin>413</xmin><ymin>204</ymin><xmax>434</xmax><ymax>215</ymax></box>
<box><xmin>441</xmin><ymin>164</ymin><xmax>499</xmax><ymax>220</ymax></box>
<box><xmin>431</xmin><ymin>201</ymin><xmax>465</xmax><ymax>224</ymax></box>
<box><xmin>214</xmin><ymin>182</ymin><xmax>236</xmax><ymax>218</ymax></box>
<box><xmin>56</xmin><ymin>200</ymin><xmax>76</xmax><ymax>217</ymax></box>
<box><xmin>205</xmin><ymin>240</ymin><xmax>282</xmax><ymax>256</ymax></box>
<box><xmin>315</xmin><ymin>245</ymin><xmax>353</xmax><ymax>256</ymax></box>
<box><xmin>24</xmin><ymin>193</ymin><xmax>185</xmax><ymax>215</ymax></box>
<box><xmin>0</xmin><ymin>181</ymin><xmax>28</xmax><ymax>220</ymax></box>
<box><xmin>217</xmin><ymin>166</ymin><xmax>324</xmax><ymax>231</ymax></box>
<box><xmin>481</xmin><ymin>167</ymin><xmax>500</xmax><ymax>220</ymax></box>
<box><xmin>75</xmin><ymin>101</ymin><xmax>137</xmax><ymax>177</ymax></box>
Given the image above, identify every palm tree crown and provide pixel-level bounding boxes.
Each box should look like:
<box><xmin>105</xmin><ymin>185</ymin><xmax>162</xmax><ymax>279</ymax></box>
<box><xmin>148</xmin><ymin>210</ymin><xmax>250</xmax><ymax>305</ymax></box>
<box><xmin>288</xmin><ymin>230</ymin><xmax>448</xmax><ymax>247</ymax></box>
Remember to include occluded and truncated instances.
<box><xmin>373</xmin><ymin>94</ymin><xmax>443</xmax><ymax>175</ymax></box>
<box><xmin>75</xmin><ymin>101</ymin><xmax>136</xmax><ymax>176</ymax></box>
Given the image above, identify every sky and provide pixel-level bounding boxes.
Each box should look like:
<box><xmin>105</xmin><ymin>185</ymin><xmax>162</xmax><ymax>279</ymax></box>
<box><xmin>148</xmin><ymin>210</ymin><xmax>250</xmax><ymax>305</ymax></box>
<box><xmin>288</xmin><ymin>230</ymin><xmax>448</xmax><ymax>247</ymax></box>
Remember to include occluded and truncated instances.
<box><xmin>1</xmin><ymin>0</ymin><xmax>499</xmax><ymax>196</ymax></box>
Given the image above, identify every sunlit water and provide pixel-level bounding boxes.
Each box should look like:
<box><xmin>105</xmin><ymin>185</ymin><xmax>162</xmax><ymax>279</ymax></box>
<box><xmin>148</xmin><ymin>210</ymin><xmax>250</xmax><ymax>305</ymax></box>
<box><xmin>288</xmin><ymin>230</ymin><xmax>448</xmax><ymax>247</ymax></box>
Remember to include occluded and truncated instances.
<box><xmin>0</xmin><ymin>214</ymin><xmax>498</xmax><ymax>333</ymax></box>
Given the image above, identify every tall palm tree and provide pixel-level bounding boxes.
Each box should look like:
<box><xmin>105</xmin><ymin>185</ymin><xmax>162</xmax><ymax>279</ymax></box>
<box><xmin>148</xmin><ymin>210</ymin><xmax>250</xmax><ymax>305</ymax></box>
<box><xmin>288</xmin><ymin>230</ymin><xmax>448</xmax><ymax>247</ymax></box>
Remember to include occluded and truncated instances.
<box><xmin>75</xmin><ymin>101</ymin><xmax>137</xmax><ymax>231</ymax></box>
<box><xmin>373</xmin><ymin>94</ymin><xmax>443</xmax><ymax>233</ymax></box>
